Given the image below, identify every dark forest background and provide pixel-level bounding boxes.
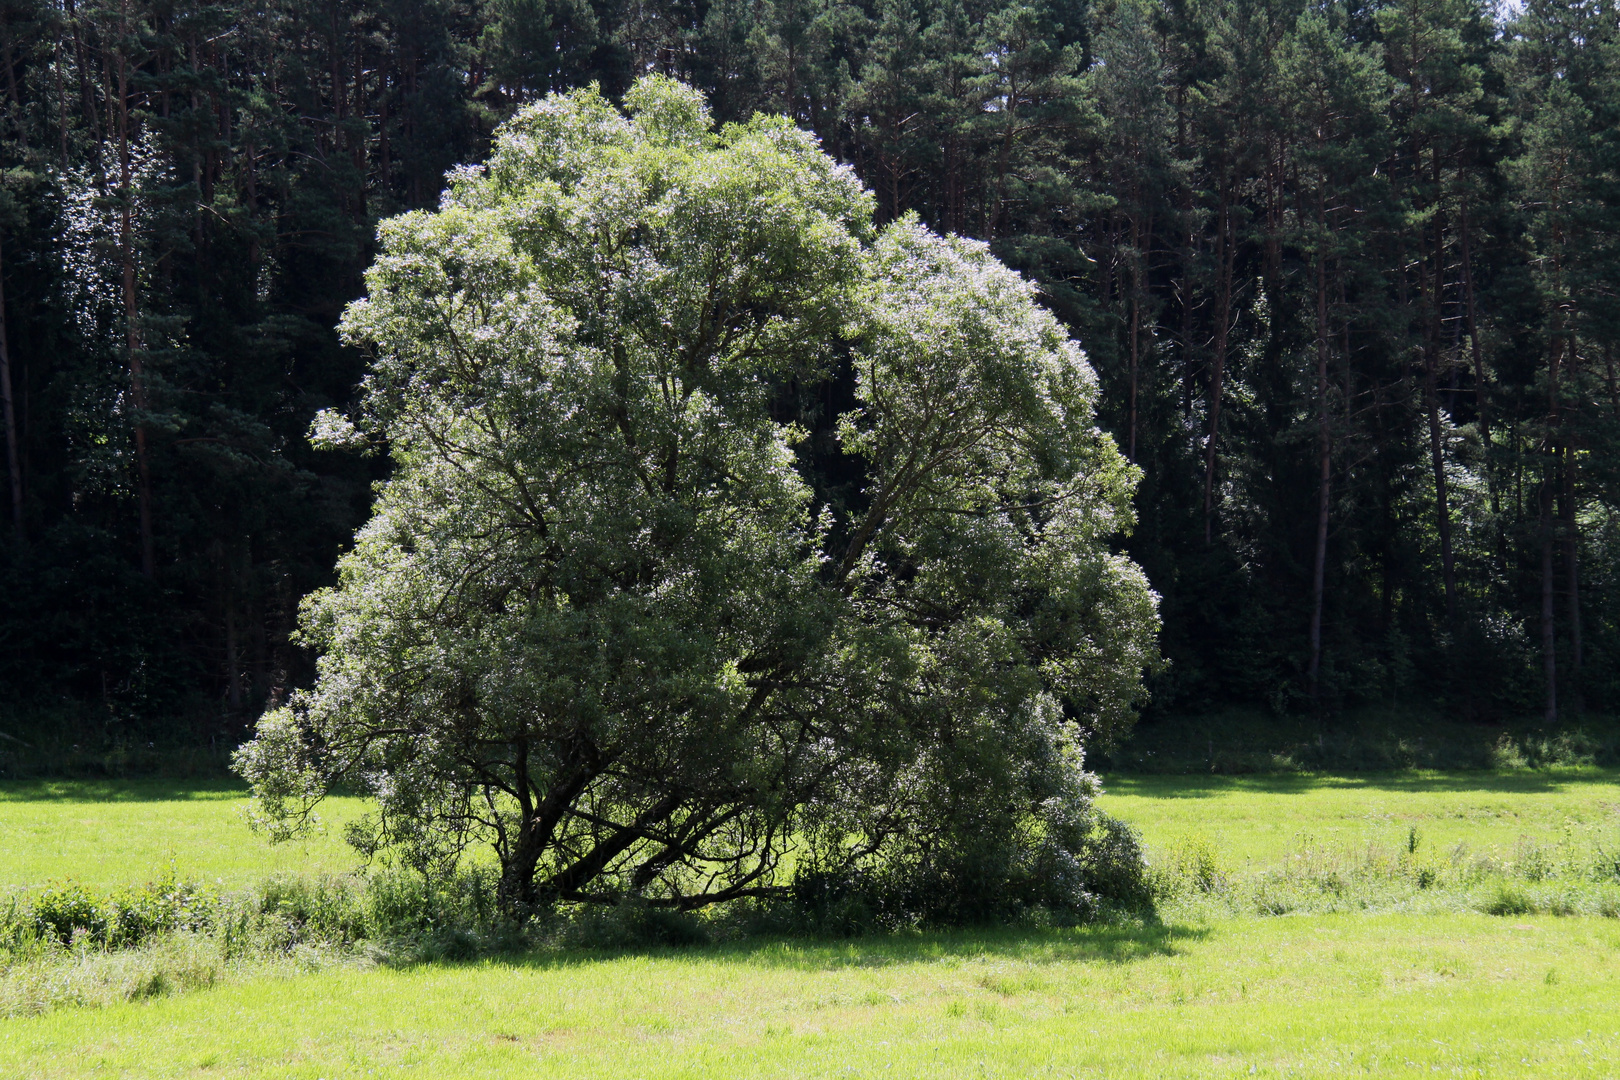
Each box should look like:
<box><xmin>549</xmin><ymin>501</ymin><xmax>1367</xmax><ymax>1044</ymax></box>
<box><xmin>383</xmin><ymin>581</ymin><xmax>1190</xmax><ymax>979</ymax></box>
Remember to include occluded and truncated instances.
<box><xmin>0</xmin><ymin>0</ymin><xmax>1616</xmax><ymax>761</ymax></box>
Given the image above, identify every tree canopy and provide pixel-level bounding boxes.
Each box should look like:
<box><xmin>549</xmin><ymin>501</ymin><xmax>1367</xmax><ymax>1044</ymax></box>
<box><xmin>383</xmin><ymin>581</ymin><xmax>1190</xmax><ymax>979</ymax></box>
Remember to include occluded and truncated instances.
<box><xmin>233</xmin><ymin>77</ymin><xmax>1158</xmax><ymax>916</ymax></box>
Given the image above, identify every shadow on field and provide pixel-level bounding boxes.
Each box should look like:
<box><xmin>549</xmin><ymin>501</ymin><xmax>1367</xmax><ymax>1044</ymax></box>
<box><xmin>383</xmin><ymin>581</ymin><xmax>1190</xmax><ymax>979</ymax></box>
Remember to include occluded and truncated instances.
<box><xmin>442</xmin><ymin>922</ymin><xmax>1210</xmax><ymax>976</ymax></box>
<box><xmin>721</xmin><ymin>923</ymin><xmax>1210</xmax><ymax>970</ymax></box>
<box><xmin>0</xmin><ymin>779</ymin><xmax>251</xmax><ymax>802</ymax></box>
<box><xmin>1101</xmin><ymin>769</ymin><xmax>1620</xmax><ymax>800</ymax></box>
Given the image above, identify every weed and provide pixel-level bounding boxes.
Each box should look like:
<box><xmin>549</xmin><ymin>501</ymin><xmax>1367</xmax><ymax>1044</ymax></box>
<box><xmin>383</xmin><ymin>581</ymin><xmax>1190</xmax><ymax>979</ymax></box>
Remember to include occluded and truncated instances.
<box><xmin>1482</xmin><ymin>882</ymin><xmax>1533</xmax><ymax>917</ymax></box>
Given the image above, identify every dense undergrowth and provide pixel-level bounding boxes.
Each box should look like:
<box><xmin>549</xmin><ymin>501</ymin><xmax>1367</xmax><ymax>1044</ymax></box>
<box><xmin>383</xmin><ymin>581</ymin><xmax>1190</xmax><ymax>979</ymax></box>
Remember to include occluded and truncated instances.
<box><xmin>0</xmin><ymin>868</ymin><xmax>504</xmax><ymax>1017</ymax></box>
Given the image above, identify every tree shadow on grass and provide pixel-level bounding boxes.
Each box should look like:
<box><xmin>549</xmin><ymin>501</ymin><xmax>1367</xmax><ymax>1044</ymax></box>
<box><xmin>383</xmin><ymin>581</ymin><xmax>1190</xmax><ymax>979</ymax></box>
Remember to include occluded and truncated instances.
<box><xmin>0</xmin><ymin>778</ymin><xmax>252</xmax><ymax>802</ymax></box>
<box><xmin>1102</xmin><ymin>768</ymin><xmax>1620</xmax><ymax>800</ymax></box>
<box><xmin>719</xmin><ymin>921</ymin><xmax>1211</xmax><ymax>970</ymax></box>
<box><xmin>447</xmin><ymin>920</ymin><xmax>1210</xmax><ymax>976</ymax></box>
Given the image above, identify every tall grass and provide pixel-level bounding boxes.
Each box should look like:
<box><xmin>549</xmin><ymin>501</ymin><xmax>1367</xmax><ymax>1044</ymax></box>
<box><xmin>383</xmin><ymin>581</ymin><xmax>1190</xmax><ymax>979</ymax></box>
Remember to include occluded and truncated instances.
<box><xmin>0</xmin><ymin>866</ymin><xmax>516</xmax><ymax>1017</ymax></box>
<box><xmin>1149</xmin><ymin>822</ymin><xmax>1620</xmax><ymax>919</ymax></box>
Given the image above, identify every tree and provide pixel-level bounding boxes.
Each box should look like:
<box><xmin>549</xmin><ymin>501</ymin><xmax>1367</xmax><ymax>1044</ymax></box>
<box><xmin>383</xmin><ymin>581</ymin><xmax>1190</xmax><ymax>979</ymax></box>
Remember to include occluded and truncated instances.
<box><xmin>235</xmin><ymin>78</ymin><xmax>1159</xmax><ymax>919</ymax></box>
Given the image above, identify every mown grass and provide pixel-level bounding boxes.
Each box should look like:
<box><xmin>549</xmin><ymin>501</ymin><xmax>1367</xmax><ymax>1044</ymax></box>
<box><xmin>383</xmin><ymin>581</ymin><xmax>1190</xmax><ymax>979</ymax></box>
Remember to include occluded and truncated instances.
<box><xmin>3</xmin><ymin>915</ymin><xmax>1618</xmax><ymax>1077</ymax></box>
<box><xmin>0</xmin><ymin>769</ymin><xmax>1616</xmax><ymax>1077</ymax></box>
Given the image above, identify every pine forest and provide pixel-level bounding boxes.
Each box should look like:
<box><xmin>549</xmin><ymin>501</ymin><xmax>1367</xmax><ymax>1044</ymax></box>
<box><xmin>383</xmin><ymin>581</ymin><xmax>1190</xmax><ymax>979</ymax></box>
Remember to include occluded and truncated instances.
<box><xmin>0</xmin><ymin>0</ymin><xmax>1617</xmax><ymax>753</ymax></box>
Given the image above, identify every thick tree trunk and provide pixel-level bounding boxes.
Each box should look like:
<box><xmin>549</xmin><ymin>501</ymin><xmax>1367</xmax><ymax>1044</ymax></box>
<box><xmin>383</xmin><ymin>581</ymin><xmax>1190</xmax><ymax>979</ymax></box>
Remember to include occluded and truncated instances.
<box><xmin>0</xmin><ymin>230</ymin><xmax>23</xmax><ymax>539</ymax></box>
<box><xmin>542</xmin><ymin>792</ymin><xmax>683</xmax><ymax>901</ymax></box>
<box><xmin>497</xmin><ymin>762</ymin><xmax>593</xmax><ymax>914</ymax></box>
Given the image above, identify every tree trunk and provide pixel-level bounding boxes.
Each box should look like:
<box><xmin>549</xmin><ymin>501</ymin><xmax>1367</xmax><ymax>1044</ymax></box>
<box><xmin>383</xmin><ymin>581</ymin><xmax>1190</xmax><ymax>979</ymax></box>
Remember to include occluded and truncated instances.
<box><xmin>1560</xmin><ymin>445</ymin><xmax>1581</xmax><ymax>711</ymax></box>
<box><xmin>1179</xmin><ymin>204</ymin><xmax>1196</xmax><ymax>424</ymax></box>
<box><xmin>224</xmin><ymin>599</ymin><xmax>243</xmax><ymax>709</ymax></box>
<box><xmin>54</xmin><ymin>35</ymin><xmax>69</xmax><ymax>169</ymax></box>
<box><xmin>1539</xmin><ymin>481</ymin><xmax>1557</xmax><ymax>725</ymax></box>
<box><xmin>498</xmin><ymin>762</ymin><xmax>592</xmax><ymax>914</ymax></box>
<box><xmin>1422</xmin><ymin>344</ymin><xmax>1455</xmax><ymax>620</ymax></box>
<box><xmin>1202</xmin><ymin>189</ymin><xmax>1234</xmax><ymax>545</ymax></box>
<box><xmin>0</xmin><ymin>229</ymin><xmax>22</xmax><ymax>539</ymax></box>
<box><xmin>1308</xmin><ymin>230</ymin><xmax>1331</xmax><ymax>702</ymax></box>
<box><xmin>1128</xmin><ymin>209</ymin><xmax>1141</xmax><ymax>463</ymax></box>
<box><xmin>1605</xmin><ymin>341</ymin><xmax>1618</xmax><ymax>417</ymax></box>
<box><xmin>1422</xmin><ymin>188</ymin><xmax>1456</xmax><ymax>621</ymax></box>
<box><xmin>116</xmin><ymin>11</ymin><xmax>156</xmax><ymax>579</ymax></box>
<box><xmin>1459</xmin><ymin>202</ymin><xmax>1488</xmax><ymax>445</ymax></box>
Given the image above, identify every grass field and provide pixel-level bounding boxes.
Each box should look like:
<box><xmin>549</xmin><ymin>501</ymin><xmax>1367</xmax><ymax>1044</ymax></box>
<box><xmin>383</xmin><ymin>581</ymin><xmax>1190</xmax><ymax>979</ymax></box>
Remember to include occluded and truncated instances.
<box><xmin>0</xmin><ymin>769</ymin><xmax>1616</xmax><ymax>1078</ymax></box>
<box><xmin>0</xmin><ymin>781</ymin><xmax>366</xmax><ymax>888</ymax></box>
<box><xmin>4</xmin><ymin>915</ymin><xmax>1617</xmax><ymax>1078</ymax></box>
<box><xmin>1098</xmin><ymin>769</ymin><xmax>1620</xmax><ymax>864</ymax></box>
<box><xmin>6</xmin><ymin>770</ymin><xmax>1614</xmax><ymax>890</ymax></box>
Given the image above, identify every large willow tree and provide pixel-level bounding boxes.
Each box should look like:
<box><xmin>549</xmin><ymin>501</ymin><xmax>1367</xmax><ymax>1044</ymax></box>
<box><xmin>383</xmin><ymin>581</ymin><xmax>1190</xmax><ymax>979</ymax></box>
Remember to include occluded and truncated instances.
<box><xmin>236</xmin><ymin>77</ymin><xmax>1159</xmax><ymax>918</ymax></box>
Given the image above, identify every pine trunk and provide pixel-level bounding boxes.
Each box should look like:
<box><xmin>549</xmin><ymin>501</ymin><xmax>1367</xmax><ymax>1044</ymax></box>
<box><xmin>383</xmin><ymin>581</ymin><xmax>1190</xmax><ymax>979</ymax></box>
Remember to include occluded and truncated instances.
<box><xmin>1202</xmin><ymin>189</ymin><xmax>1233</xmax><ymax>545</ymax></box>
<box><xmin>1560</xmin><ymin>446</ymin><xmax>1581</xmax><ymax>711</ymax></box>
<box><xmin>1308</xmin><ymin>219</ymin><xmax>1331</xmax><ymax>702</ymax></box>
<box><xmin>1539</xmin><ymin>482</ymin><xmax>1557</xmax><ymax>724</ymax></box>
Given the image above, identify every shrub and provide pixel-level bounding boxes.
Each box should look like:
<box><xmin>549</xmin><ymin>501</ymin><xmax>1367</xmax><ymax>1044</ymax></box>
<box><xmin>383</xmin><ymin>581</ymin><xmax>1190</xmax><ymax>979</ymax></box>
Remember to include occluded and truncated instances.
<box><xmin>105</xmin><ymin>873</ymin><xmax>216</xmax><ymax>948</ymax></box>
<box><xmin>257</xmin><ymin>874</ymin><xmax>368</xmax><ymax>947</ymax></box>
<box><xmin>32</xmin><ymin>882</ymin><xmax>106</xmax><ymax>945</ymax></box>
<box><xmin>1072</xmin><ymin>814</ymin><xmax>1154</xmax><ymax>910</ymax></box>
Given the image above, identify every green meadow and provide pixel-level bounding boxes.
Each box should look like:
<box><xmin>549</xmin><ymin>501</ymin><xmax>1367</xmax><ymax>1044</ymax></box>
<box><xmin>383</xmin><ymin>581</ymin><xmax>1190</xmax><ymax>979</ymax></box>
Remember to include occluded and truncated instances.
<box><xmin>6</xmin><ymin>915</ymin><xmax>1619</xmax><ymax>1079</ymax></box>
<box><xmin>0</xmin><ymin>781</ymin><xmax>366</xmax><ymax>889</ymax></box>
<box><xmin>1100</xmin><ymin>769</ymin><xmax>1620</xmax><ymax>864</ymax></box>
<box><xmin>1</xmin><ymin>769</ymin><xmax>1616</xmax><ymax>1078</ymax></box>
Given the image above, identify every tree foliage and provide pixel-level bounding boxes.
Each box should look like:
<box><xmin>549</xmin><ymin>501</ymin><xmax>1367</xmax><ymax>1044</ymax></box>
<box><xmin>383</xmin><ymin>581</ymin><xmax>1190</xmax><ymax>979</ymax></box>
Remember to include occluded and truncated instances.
<box><xmin>234</xmin><ymin>78</ymin><xmax>1158</xmax><ymax>915</ymax></box>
